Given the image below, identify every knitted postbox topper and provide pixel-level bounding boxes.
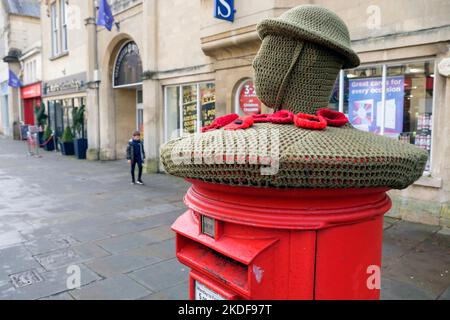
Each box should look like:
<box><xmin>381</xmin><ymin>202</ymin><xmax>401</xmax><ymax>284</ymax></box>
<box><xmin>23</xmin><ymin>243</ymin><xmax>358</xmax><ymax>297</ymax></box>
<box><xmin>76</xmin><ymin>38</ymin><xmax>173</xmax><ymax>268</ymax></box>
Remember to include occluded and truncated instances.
<box><xmin>161</xmin><ymin>5</ymin><xmax>428</xmax><ymax>190</ymax></box>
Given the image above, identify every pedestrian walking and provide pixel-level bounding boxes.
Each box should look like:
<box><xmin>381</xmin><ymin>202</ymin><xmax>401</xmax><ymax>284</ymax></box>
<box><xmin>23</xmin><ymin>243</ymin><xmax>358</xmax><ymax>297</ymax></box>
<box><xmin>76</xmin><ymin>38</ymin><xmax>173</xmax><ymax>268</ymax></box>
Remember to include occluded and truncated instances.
<box><xmin>126</xmin><ymin>131</ymin><xmax>146</xmax><ymax>185</ymax></box>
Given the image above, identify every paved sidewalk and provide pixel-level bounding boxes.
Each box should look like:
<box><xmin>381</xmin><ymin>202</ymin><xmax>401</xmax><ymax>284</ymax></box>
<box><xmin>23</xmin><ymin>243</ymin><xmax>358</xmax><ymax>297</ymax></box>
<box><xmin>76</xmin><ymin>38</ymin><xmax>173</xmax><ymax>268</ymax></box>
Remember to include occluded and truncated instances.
<box><xmin>0</xmin><ymin>138</ymin><xmax>448</xmax><ymax>300</ymax></box>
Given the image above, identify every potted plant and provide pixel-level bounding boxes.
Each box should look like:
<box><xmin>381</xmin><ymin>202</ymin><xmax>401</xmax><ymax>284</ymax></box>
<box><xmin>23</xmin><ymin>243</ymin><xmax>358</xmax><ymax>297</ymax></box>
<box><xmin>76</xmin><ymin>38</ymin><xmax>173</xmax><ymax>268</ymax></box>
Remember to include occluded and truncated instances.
<box><xmin>59</xmin><ymin>126</ymin><xmax>75</xmax><ymax>156</ymax></box>
<box><xmin>34</xmin><ymin>102</ymin><xmax>48</xmax><ymax>147</ymax></box>
<box><xmin>42</xmin><ymin>126</ymin><xmax>55</xmax><ymax>151</ymax></box>
<box><xmin>72</xmin><ymin>105</ymin><xmax>88</xmax><ymax>159</ymax></box>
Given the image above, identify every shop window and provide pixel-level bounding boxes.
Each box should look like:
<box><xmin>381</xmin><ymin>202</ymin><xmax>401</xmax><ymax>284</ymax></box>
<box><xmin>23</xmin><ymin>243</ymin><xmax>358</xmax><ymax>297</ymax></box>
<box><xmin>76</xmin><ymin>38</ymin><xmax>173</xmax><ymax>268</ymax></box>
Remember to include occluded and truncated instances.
<box><xmin>165</xmin><ymin>82</ymin><xmax>216</xmax><ymax>141</ymax></box>
<box><xmin>200</xmin><ymin>83</ymin><xmax>216</xmax><ymax>128</ymax></box>
<box><xmin>235</xmin><ymin>79</ymin><xmax>261</xmax><ymax>116</ymax></box>
<box><xmin>333</xmin><ymin>60</ymin><xmax>435</xmax><ymax>172</ymax></box>
<box><xmin>182</xmin><ymin>85</ymin><xmax>198</xmax><ymax>134</ymax></box>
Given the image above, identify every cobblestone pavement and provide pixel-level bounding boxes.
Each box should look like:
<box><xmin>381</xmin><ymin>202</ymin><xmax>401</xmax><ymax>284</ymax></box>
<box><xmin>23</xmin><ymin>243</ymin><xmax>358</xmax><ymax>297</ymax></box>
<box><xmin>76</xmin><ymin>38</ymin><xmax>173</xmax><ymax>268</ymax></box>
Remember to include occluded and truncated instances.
<box><xmin>0</xmin><ymin>138</ymin><xmax>448</xmax><ymax>300</ymax></box>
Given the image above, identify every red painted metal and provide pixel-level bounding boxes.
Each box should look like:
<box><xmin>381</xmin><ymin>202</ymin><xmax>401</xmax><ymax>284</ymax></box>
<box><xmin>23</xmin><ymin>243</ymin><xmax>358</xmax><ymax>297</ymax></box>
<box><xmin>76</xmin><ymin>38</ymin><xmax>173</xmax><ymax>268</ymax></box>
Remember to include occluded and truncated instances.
<box><xmin>172</xmin><ymin>179</ymin><xmax>392</xmax><ymax>300</ymax></box>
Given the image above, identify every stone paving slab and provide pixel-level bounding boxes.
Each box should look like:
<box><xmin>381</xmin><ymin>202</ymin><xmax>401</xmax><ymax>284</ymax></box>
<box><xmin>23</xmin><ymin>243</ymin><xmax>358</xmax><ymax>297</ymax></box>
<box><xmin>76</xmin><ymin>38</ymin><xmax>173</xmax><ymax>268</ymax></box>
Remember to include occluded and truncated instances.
<box><xmin>85</xmin><ymin>252</ymin><xmax>161</xmax><ymax>278</ymax></box>
<box><xmin>381</xmin><ymin>277</ymin><xmax>436</xmax><ymax>300</ymax></box>
<box><xmin>34</xmin><ymin>243</ymin><xmax>110</xmax><ymax>271</ymax></box>
<box><xmin>129</xmin><ymin>258</ymin><xmax>190</xmax><ymax>293</ymax></box>
<box><xmin>382</xmin><ymin>233</ymin><xmax>450</xmax><ymax>297</ymax></box>
<box><xmin>141</xmin><ymin>281</ymin><xmax>190</xmax><ymax>300</ymax></box>
<box><xmin>0</xmin><ymin>138</ymin><xmax>448</xmax><ymax>300</ymax></box>
<box><xmin>69</xmin><ymin>275</ymin><xmax>151</xmax><ymax>300</ymax></box>
<box><xmin>0</xmin><ymin>264</ymin><xmax>100</xmax><ymax>300</ymax></box>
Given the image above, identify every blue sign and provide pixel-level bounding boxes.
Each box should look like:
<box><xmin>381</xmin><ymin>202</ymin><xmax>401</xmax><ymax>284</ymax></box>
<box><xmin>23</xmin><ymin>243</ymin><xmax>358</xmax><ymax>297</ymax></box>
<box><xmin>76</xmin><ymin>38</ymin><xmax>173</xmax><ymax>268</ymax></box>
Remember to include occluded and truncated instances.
<box><xmin>214</xmin><ymin>0</ymin><xmax>235</xmax><ymax>22</ymax></box>
<box><xmin>348</xmin><ymin>76</ymin><xmax>405</xmax><ymax>135</ymax></box>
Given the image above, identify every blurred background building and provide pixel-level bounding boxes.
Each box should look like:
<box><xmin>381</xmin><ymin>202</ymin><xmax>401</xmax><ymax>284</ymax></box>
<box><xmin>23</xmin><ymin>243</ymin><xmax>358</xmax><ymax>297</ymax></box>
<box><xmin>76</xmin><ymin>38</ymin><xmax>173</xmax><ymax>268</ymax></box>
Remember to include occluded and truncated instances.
<box><xmin>1</xmin><ymin>0</ymin><xmax>449</xmax><ymax>227</ymax></box>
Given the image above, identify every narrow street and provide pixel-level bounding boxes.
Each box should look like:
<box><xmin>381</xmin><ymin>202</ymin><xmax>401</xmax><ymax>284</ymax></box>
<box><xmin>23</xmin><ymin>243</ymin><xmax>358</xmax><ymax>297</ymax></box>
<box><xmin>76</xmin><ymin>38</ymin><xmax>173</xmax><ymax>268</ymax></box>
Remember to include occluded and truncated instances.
<box><xmin>0</xmin><ymin>138</ymin><xmax>448</xmax><ymax>300</ymax></box>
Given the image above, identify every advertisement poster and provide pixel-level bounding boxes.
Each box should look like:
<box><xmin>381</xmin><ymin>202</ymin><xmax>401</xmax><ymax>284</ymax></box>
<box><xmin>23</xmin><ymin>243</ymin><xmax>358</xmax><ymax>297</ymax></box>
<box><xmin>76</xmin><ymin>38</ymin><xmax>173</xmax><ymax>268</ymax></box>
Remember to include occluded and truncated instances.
<box><xmin>201</xmin><ymin>84</ymin><xmax>216</xmax><ymax>127</ymax></box>
<box><xmin>183</xmin><ymin>86</ymin><xmax>197</xmax><ymax>134</ymax></box>
<box><xmin>239</xmin><ymin>80</ymin><xmax>261</xmax><ymax>115</ymax></box>
<box><xmin>349</xmin><ymin>76</ymin><xmax>404</xmax><ymax>134</ymax></box>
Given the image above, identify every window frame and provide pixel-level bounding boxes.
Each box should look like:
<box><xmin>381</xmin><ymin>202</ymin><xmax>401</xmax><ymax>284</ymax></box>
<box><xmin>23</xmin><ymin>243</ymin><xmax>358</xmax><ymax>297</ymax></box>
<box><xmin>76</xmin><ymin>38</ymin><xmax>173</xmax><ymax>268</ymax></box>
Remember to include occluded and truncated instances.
<box><xmin>60</xmin><ymin>0</ymin><xmax>68</xmax><ymax>53</ymax></box>
<box><xmin>50</xmin><ymin>2</ymin><xmax>59</xmax><ymax>57</ymax></box>
<box><xmin>164</xmin><ymin>81</ymin><xmax>216</xmax><ymax>142</ymax></box>
<box><xmin>338</xmin><ymin>57</ymin><xmax>436</xmax><ymax>174</ymax></box>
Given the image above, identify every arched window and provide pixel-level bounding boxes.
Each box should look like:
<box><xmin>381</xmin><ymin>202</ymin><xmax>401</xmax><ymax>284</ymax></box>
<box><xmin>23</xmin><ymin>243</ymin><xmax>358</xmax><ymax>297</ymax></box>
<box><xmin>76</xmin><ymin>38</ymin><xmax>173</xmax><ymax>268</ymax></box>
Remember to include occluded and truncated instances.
<box><xmin>113</xmin><ymin>41</ymin><xmax>143</xmax><ymax>88</ymax></box>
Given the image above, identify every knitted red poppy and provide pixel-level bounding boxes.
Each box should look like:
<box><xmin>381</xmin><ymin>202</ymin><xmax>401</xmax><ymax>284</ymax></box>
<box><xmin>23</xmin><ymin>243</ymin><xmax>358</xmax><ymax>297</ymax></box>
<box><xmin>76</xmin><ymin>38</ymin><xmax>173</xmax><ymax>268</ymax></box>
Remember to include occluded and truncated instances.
<box><xmin>294</xmin><ymin>113</ymin><xmax>327</xmax><ymax>130</ymax></box>
<box><xmin>224</xmin><ymin>116</ymin><xmax>255</xmax><ymax>130</ymax></box>
<box><xmin>270</xmin><ymin>110</ymin><xmax>295</xmax><ymax>124</ymax></box>
<box><xmin>252</xmin><ymin>110</ymin><xmax>295</xmax><ymax>124</ymax></box>
<box><xmin>252</xmin><ymin>113</ymin><xmax>271</xmax><ymax>123</ymax></box>
<box><xmin>317</xmin><ymin>108</ymin><xmax>349</xmax><ymax>127</ymax></box>
<box><xmin>202</xmin><ymin>114</ymin><xmax>239</xmax><ymax>132</ymax></box>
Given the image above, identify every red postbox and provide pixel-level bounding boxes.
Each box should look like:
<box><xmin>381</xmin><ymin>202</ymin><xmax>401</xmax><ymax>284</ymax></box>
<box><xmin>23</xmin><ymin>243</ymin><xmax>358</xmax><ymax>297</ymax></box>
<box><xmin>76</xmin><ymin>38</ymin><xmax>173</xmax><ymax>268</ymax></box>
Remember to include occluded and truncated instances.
<box><xmin>164</xmin><ymin>5</ymin><xmax>428</xmax><ymax>300</ymax></box>
<box><xmin>172</xmin><ymin>180</ymin><xmax>391</xmax><ymax>300</ymax></box>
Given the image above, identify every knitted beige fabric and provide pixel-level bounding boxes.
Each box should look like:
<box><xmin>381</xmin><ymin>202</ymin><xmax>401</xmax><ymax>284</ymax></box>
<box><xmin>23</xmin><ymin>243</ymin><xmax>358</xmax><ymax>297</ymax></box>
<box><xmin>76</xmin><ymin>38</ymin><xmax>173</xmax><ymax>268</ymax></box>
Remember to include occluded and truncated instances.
<box><xmin>160</xmin><ymin>5</ymin><xmax>428</xmax><ymax>190</ymax></box>
<box><xmin>161</xmin><ymin>123</ymin><xmax>428</xmax><ymax>190</ymax></box>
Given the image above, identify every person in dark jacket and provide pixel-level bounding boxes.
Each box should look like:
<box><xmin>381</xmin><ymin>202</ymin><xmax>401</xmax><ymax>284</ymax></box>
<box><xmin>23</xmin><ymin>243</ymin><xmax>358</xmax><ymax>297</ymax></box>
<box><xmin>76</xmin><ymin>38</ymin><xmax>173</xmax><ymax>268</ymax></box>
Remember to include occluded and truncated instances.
<box><xmin>126</xmin><ymin>131</ymin><xmax>146</xmax><ymax>185</ymax></box>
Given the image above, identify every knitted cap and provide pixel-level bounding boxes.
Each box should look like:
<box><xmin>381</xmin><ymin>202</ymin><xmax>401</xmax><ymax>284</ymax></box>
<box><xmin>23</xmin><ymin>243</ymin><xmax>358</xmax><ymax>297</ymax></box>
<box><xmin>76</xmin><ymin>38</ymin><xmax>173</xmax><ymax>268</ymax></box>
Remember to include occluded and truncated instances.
<box><xmin>257</xmin><ymin>5</ymin><xmax>360</xmax><ymax>69</ymax></box>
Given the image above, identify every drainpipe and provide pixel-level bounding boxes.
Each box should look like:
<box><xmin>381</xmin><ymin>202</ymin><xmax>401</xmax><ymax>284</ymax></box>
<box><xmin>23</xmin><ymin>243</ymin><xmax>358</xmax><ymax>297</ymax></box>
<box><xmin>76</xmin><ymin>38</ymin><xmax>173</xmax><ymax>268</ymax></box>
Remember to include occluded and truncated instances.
<box><xmin>93</xmin><ymin>0</ymin><xmax>100</xmax><ymax>156</ymax></box>
<box><xmin>85</xmin><ymin>0</ymin><xmax>101</xmax><ymax>159</ymax></box>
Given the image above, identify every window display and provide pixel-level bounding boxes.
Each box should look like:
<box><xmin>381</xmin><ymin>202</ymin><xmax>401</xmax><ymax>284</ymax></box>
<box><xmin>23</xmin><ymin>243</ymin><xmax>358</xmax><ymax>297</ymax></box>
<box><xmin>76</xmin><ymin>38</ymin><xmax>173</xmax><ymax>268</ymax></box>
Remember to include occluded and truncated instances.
<box><xmin>332</xmin><ymin>60</ymin><xmax>434</xmax><ymax>172</ymax></box>
<box><xmin>165</xmin><ymin>82</ymin><xmax>215</xmax><ymax>140</ymax></box>
<box><xmin>200</xmin><ymin>83</ymin><xmax>216</xmax><ymax>128</ymax></box>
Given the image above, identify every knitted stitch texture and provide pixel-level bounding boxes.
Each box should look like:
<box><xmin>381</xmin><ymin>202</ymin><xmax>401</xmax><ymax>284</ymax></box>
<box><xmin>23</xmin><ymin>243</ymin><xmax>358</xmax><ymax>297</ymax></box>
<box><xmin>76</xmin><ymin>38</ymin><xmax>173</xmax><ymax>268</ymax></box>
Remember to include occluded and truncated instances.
<box><xmin>256</xmin><ymin>4</ymin><xmax>360</xmax><ymax>69</ymax></box>
<box><xmin>253</xmin><ymin>37</ymin><xmax>344</xmax><ymax>114</ymax></box>
<box><xmin>161</xmin><ymin>123</ymin><xmax>428</xmax><ymax>190</ymax></box>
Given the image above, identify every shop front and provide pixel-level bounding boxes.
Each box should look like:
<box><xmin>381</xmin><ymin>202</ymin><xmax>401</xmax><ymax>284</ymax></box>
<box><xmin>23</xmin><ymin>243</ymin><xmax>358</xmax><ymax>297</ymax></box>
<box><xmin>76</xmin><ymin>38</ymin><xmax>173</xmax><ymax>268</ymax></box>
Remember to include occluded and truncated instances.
<box><xmin>332</xmin><ymin>59</ymin><xmax>435</xmax><ymax>173</ymax></box>
<box><xmin>21</xmin><ymin>82</ymin><xmax>42</xmax><ymax>126</ymax></box>
<box><xmin>43</xmin><ymin>73</ymin><xmax>87</xmax><ymax>144</ymax></box>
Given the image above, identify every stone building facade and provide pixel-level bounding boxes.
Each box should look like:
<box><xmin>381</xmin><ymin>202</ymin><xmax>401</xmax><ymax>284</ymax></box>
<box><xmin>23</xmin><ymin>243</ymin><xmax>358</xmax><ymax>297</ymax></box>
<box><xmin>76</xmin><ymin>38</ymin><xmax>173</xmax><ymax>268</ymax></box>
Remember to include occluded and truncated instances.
<box><xmin>0</xmin><ymin>0</ymin><xmax>41</xmax><ymax>137</ymax></box>
<box><xmin>37</xmin><ymin>0</ymin><xmax>450</xmax><ymax>227</ymax></box>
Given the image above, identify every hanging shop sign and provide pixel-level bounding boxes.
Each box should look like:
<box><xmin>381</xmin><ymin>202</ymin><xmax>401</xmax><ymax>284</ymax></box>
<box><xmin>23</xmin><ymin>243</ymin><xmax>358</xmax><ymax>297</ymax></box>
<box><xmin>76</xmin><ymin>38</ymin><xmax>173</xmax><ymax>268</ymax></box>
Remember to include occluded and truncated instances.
<box><xmin>214</xmin><ymin>0</ymin><xmax>235</xmax><ymax>22</ymax></box>
<box><xmin>348</xmin><ymin>76</ymin><xmax>404</xmax><ymax>134</ymax></box>
<box><xmin>113</xmin><ymin>41</ymin><xmax>143</xmax><ymax>88</ymax></box>
<box><xmin>43</xmin><ymin>73</ymin><xmax>87</xmax><ymax>97</ymax></box>
<box><xmin>238</xmin><ymin>80</ymin><xmax>261</xmax><ymax>115</ymax></box>
<box><xmin>21</xmin><ymin>82</ymin><xmax>41</xmax><ymax>99</ymax></box>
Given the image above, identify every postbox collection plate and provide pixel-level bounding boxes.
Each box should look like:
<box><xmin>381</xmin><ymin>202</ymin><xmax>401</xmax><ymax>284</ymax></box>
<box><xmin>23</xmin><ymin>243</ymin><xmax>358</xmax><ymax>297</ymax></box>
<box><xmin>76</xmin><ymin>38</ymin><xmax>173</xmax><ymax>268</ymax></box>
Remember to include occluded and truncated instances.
<box><xmin>195</xmin><ymin>281</ymin><xmax>225</xmax><ymax>300</ymax></box>
<box><xmin>201</xmin><ymin>215</ymin><xmax>216</xmax><ymax>238</ymax></box>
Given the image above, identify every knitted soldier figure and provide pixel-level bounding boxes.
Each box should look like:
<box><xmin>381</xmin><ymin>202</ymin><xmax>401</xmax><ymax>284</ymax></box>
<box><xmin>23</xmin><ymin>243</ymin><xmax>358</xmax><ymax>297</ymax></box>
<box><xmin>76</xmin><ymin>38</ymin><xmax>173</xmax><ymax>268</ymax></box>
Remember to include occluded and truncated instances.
<box><xmin>161</xmin><ymin>5</ymin><xmax>428</xmax><ymax>190</ymax></box>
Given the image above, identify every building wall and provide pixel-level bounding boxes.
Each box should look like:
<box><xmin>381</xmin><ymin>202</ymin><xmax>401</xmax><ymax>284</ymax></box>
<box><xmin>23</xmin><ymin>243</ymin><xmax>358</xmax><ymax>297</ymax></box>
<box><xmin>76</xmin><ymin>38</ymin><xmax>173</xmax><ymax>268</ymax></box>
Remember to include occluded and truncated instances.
<box><xmin>38</xmin><ymin>0</ymin><xmax>450</xmax><ymax>227</ymax></box>
<box><xmin>0</xmin><ymin>7</ymin><xmax>41</xmax><ymax>136</ymax></box>
<box><xmin>40</xmin><ymin>0</ymin><xmax>89</xmax><ymax>83</ymax></box>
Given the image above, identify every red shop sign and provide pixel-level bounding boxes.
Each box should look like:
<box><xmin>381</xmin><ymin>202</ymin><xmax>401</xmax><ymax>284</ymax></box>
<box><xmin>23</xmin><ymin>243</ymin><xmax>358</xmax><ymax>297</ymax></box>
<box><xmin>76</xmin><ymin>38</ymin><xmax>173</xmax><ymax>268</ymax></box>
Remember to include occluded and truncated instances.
<box><xmin>239</xmin><ymin>80</ymin><xmax>261</xmax><ymax>115</ymax></box>
<box><xmin>21</xmin><ymin>83</ymin><xmax>42</xmax><ymax>99</ymax></box>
